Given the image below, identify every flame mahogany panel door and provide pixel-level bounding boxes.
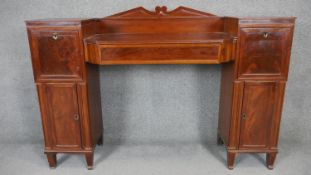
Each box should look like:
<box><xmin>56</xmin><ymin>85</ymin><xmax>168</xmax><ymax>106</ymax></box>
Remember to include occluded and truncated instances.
<box><xmin>40</xmin><ymin>83</ymin><xmax>82</xmax><ymax>150</ymax></box>
<box><xmin>239</xmin><ymin>81</ymin><xmax>277</xmax><ymax>149</ymax></box>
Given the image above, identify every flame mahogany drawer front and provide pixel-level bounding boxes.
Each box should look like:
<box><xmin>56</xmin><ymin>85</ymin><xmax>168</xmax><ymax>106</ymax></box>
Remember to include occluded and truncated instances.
<box><xmin>238</xmin><ymin>27</ymin><xmax>293</xmax><ymax>79</ymax></box>
<box><xmin>84</xmin><ymin>33</ymin><xmax>236</xmax><ymax>64</ymax></box>
<box><xmin>27</xmin><ymin>28</ymin><xmax>84</xmax><ymax>81</ymax></box>
<box><xmin>91</xmin><ymin>44</ymin><xmax>225</xmax><ymax>64</ymax></box>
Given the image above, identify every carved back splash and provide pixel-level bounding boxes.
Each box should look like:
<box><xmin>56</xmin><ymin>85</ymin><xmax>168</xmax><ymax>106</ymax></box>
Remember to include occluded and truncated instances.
<box><xmin>106</xmin><ymin>6</ymin><xmax>216</xmax><ymax>18</ymax></box>
<box><xmin>101</xmin><ymin>6</ymin><xmax>224</xmax><ymax>34</ymax></box>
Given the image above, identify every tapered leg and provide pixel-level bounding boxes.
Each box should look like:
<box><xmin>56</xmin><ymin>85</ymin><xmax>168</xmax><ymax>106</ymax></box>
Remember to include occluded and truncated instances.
<box><xmin>85</xmin><ymin>152</ymin><xmax>94</xmax><ymax>170</ymax></box>
<box><xmin>217</xmin><ymin>133</ymin><xmax>224</xmax><ymax>145</ymax></box>
<box><xmin>46</xmin><ymin>153</ymin><xmax>57</xmax><ymax>168</ymax></box>
<box><xmin>97</xmin><ymin>134</ymin><xmax>103</xmax><ymax>146</ymax></box>
<box><xmin>227</xmin><ymin>152</ymin><xmax>236</xmax><ymax>170</ymax></box>
<box><xmin>266</xmin><ymin>152</ymin><xmax>277</xmax><ymax>170</ymax></box>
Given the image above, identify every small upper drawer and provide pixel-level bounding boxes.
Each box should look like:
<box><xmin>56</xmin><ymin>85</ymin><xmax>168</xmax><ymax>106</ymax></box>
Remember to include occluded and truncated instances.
<box><xmin>238</xmin><ymin>27</ymin><xmax>293</xmax><ymax>79</ymax></box>
<box><xmin>27</xmin><ymin>27</ymin><xmax>84</xmax><ymax>81</ymax></box>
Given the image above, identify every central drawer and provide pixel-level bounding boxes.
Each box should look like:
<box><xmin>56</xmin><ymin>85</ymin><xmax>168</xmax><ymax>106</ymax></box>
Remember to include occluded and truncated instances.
<box><xmin>84</xmin><ymin>33</ymin><xmax>235</xmax><ymax>65</ymax></box>
<box><xmin>95</xmin><ymin>43</ymin><xmax>225</xmax><ymax>64</ymax></box>
<box><xmin>85</xmin><ymin>42</ymin><xmax>234</xmax><ymax>64</ymax></box>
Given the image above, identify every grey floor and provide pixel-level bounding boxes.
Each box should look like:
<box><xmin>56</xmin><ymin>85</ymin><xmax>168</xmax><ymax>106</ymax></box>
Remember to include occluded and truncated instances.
<box><xmin>0</xmin><ymin>143</ymin><xmax>309</xmax><ymax>175</ymax></box>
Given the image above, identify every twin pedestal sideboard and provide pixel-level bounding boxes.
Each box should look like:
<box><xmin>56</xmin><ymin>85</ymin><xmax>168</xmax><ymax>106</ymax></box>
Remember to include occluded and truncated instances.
<box><xmin>25</xmin><ymin>6</ymin><xmax>295</xmax><ymax>170</ymax></box>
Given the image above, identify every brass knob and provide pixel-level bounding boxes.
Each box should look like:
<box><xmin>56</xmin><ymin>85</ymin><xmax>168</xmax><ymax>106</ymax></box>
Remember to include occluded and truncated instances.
<box><xmin>242</xmin><ymin>113</ymin><xmax>247</xmax><ymax>120</ymax></box>
<box><xmin>52</xmin><ymin>33</ymin><xmax>58</xmax><ymax>40</ymax></box>
<box><xmin>263</xmin><ymin>32</ymin><xmax>269</xmax><ymax>38</ymax></box>
<box><xmin>73</xmin><ymin>114</ymin><xmax>80</xmax><ymax>121</ymax></box>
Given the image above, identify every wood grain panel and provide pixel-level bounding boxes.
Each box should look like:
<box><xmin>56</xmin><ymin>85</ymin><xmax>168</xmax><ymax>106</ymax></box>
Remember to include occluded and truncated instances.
<box><xmin>100</xmin><ymin>44</ymin><xmax>221</xmax><ymax>62</ymax></box>
<box><xmin>84</xmin><ymin>33</ymin><xmax>235</xmax><ymax>64</ymax></box>
<box><xmin>238</xmin><ymin>27</ymin><xmax>292</xmax><ymax>79</ymax></box>
<box><xmin>43</xmin><ymin>83</ymin><xmax>82</xmax><ymax>150</ymax></box>
<box><xmin>27</xmin><ymin>28</ymin><xmax>84</xmax><ymax>81</ymax></box>
<box><xmin>239</xmin><ymin>81</ymin><xmax>276</xmax><ymax>149</ymax></box>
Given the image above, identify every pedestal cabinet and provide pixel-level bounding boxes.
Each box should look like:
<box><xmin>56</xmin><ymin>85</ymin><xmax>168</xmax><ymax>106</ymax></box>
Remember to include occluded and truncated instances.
<box><xmin>218</xmin><ymin>18</ymin><xmax>294</xmax><ymax>169</ymax></box>
<box><xmin>27</xmin><ymin>23</ymin><xmax>104</xmax><ymax>169</ymax></box>
<box><xmin>26</xmin><ymin>6</ymin><xmax>295</xmax><ymax>170</ymax></box>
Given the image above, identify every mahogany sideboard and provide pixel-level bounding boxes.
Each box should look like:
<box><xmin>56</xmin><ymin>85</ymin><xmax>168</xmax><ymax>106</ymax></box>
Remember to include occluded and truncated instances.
<box><xmin>25</xmin><ymin>6</ymin><xmax>295</xmax><ymax>170</ymax></box>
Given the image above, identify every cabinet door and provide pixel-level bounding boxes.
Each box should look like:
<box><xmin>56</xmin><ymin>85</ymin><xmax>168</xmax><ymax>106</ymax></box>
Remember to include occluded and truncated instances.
<box><xmin>41</xmin><ymin>83</ymin><xmax>82</xmax><ymax>150</ymax></box>
<box><xmin>238</xmin><ymin>27</ymin><xmax>293</xmax><ymax>79</ymax></box>
<box><xmin>28</xmin><ymin>28</ymin><xmax>83</xmax><ymax>81</ymax></box>
<box><xmin>239</xmin><ymin>82</ymin><xmax>277</xmax><ymax>149</ymax></box>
